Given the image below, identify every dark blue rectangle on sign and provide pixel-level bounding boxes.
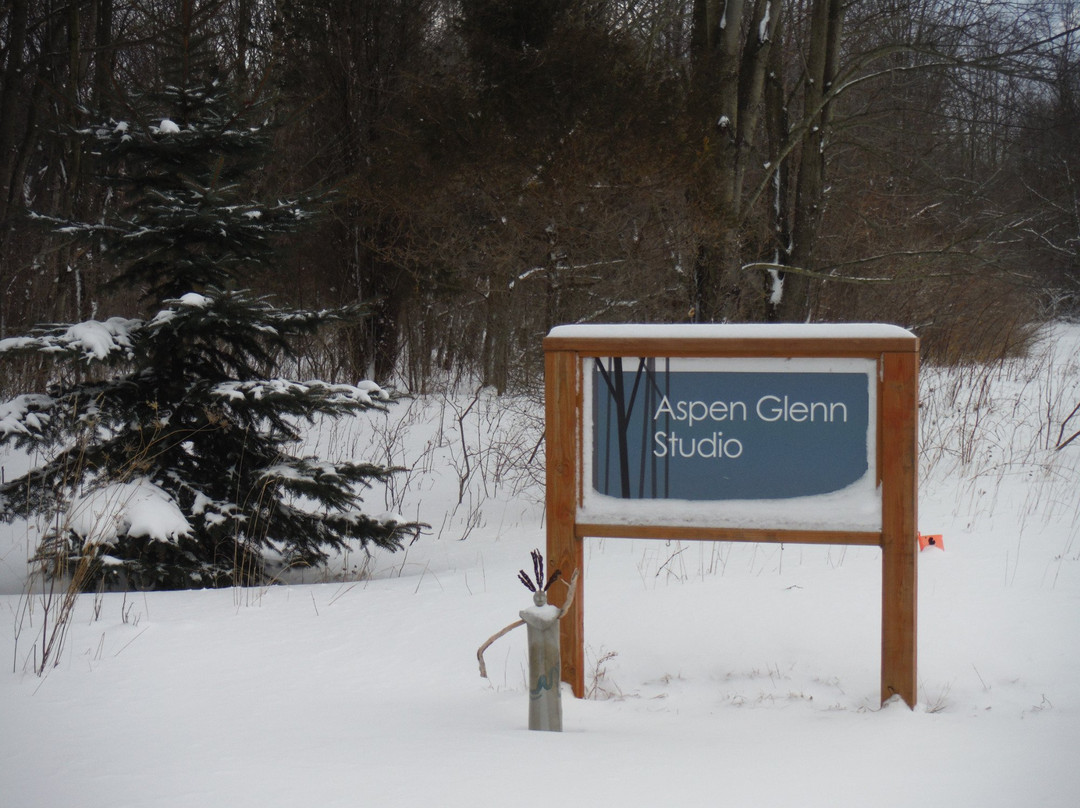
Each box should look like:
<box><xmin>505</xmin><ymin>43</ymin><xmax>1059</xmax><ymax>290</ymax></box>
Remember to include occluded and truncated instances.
<box><xmin>592</xmin><ymin>358</ymin><xmax>871</xmax><ymax>500</ymax></box>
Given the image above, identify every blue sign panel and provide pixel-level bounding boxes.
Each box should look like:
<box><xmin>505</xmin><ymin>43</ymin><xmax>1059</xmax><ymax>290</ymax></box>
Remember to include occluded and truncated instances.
<box><xmin>591</xmin><ymin>358</ymin><xmax>871</xmax><ymax>500</ymax></box>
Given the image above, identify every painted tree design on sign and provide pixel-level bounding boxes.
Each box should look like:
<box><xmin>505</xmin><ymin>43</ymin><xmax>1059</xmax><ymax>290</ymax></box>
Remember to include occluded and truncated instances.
<box><xmin>593</xmin><ymin>357</ymin><xmax>672</xmax><ymax>499</ymax></box>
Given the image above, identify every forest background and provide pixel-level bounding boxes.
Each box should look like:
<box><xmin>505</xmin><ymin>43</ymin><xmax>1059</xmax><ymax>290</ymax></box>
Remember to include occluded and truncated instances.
<box><xmin>1</xmin><ymin>0</ymin><xmax>1078</xmax><ymax>395</ymax></box>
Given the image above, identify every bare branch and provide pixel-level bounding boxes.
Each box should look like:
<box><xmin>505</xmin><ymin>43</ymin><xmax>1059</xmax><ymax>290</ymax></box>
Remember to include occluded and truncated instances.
<box><xmin>557</xmin><ymin>568</ymin><xmax>581</xmax><ymax>619</ymax></box>
<box><xmin>477</xmin><ymin>619</ymin><xmax>524</xmax><ymax>680</ymax></box>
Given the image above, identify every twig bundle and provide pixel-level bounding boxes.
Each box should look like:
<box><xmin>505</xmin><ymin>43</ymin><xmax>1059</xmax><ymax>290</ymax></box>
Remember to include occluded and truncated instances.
<box><xmin>518</xmin><ymin>548</ymin><xmax>560</xmax><ymax>593</ymax></box>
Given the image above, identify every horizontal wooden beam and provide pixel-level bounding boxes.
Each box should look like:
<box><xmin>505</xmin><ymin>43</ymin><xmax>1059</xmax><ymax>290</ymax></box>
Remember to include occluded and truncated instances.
<box><xmin>576</xmin><ymin>522</ymin><xmax>882</xmax><ymax>546</ymax></box>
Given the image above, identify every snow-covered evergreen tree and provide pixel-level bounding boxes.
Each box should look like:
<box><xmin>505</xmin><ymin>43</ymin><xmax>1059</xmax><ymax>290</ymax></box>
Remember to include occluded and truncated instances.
<box><xmin>0</xmin><ymin>3</ymin><xmax>419</xmax><ymax>589</ymax></box>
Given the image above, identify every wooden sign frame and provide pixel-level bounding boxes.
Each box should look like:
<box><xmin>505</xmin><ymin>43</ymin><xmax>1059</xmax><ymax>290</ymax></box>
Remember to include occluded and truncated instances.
<box><xmin>544</xmin><ymin>324</ymin><xmax>919</xmax><ymax>708</ymax></box>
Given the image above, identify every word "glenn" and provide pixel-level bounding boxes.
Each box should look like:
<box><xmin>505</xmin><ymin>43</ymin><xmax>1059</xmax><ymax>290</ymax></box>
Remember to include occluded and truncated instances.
<box><xmin>653</xmin><ymin>394</ymin><xmax>848</xmax><ymax>425</ymax></box>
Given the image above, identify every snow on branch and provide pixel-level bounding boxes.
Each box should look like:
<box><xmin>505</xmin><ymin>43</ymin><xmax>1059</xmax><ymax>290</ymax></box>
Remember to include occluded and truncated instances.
<box><xmin>66</xmin><ymin>479</ymin><xmax>191</xmax><ymax>548</ymax></box>
<box><xmin>0</xmin><ymin>317</ymin><xmax>142</xmax><ymax>362</ymax></box>
<box><xmin>0</xmin><ymin>394</ymin><xmax>55</xmax><ymax>438</ymax></box>
<box><xmin>211</xmin><ymin>379</ymin><xmax>389</xmax><ymax>407</ymax></box>
<box><xmin>258</xmin><ymin>457</ymin><xmax>397</xmax><ymax>492</ymax></box>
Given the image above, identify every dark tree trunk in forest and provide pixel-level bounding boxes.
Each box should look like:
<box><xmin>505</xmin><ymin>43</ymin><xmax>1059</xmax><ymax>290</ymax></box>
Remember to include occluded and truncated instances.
<box><xmin>764</xmin><ymin>11</ymin><xmax>793</xmax><ymax>322</ymax></box>
<box><xmin>93</xmin><ymin>0</ymin><xmax>114</xmax><ymax>114</ymax></box>
<box><xmin>689</xmin><ymin>0</ymin><xmax>781</xmax><ymax>322</ymax></box>
<box><xmin>777</xmin><ymin>0</ymin><xmax>844</xmax><ymax>322</ymax></box>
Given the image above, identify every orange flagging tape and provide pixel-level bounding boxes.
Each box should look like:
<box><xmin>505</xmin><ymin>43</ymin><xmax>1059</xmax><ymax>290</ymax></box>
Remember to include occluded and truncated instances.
<box><xmin>918</xmin><ymin>533</ymin><xmax>944</xmax><ymax>551</ymax></box>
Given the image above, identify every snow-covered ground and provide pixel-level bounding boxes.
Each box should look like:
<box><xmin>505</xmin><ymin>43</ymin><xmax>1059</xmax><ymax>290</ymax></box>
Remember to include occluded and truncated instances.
<box><xmin>2</xmin><ymin>325</ymin><xmax>1079</xmax><ymax>807</ymax></box>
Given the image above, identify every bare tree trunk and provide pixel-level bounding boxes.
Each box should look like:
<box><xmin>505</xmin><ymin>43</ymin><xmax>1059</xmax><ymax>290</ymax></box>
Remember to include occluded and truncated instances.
<box><xmin>235</xmin><ymin>0</ymin><xmax>252</xmax><ymax>88</ymax></box>
<box><xmin>482</xmin><ymin>284</ymin><xmax>510</xmax><ymax>394</ymax></box>
<box><xmin>765</xmin><ymin>10</ymin><xmax>792</xmax><ymax>321</ymax></box>
<box><xmin>689</xmin><ymin>0</ymin><xmax>781</xmax><ymax>322</ymax></box>
<box><xmin>778</xmin><ymin>0</ymin><xmax>843</xmax><ymax>321</ymax></box>
<box><xmin>93</xmin><ymin>0</ymin><xmax>114</xmax><ymax>114</ymax></box>
<box><xmin>0</xmin><ymin>0</ymin><xmax>30</xmax><ymax>233</ymax></box>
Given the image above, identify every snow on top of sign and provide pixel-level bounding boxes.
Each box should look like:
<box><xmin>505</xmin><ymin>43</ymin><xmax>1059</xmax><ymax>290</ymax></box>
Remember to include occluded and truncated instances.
<box><xmin>547</xmin><ymin>322</ymin><xmax>915</xmax><ymax>340</ymax></box>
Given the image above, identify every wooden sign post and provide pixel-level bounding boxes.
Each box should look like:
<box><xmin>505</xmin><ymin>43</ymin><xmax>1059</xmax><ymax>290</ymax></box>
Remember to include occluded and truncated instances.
<box><xmin>544</xmin><ymin>324</ymin><xmax>919</xmax><ymax>708</ymax></box>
